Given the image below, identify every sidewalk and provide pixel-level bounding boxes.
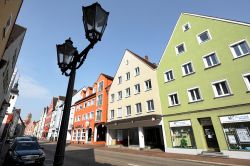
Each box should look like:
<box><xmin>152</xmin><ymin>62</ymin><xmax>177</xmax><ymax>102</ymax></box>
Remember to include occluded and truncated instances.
<box><xmin>70</xmin><ymin>143</ymin><xmax>250</xmax><ymax>166</ymax></box>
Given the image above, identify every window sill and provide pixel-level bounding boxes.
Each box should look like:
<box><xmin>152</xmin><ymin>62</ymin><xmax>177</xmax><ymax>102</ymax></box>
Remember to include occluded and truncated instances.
<box><xmin>134</xmin><ymin>92</ymin><xmax>140</xmax><ymax>95</ymax></box>
<box><xmin>188</xmin><ymin>99</ymin><xmax>204</xmax><ymax>104</ymax></box>
<box><xmin>147</xmin><ymin>110</ymin><xmax>155</xmax><ymax>113</ymax></box>
<box><xmin>165</xmin><ymin>79</ymin><xmax>175</xmax><ymax>83</ymax></box>
<box><xmin>214</xmin><ymin>93</ymin><xmax>233</xmax><ymax>99</ymax></box>
<box><xmin>204</xmin><ymin>63</ymin><xmax>221</xmax><ymax>70</ymax></box>
<box><xmin>168</xmin><ymin>104</ymin><xmax>180</xmax><ymax>108</ymax></box>
<box><xmin>125</xmin><ymin>96</ymin><xmax>130</xmax><ymax>98</ymax></box>
<box><xmin>126</xmin><ymin>115</ymin><xmax>131</xmax><ymax>117</ymax></box>
<box><xmin>198</xmin><ymin>39</ymin><xmax>211</xmax><ymax>45</ymax></box>
<box><xmin>135</xmin><ymin>113</ymin><xmax>142</xmax><ymax>115</ymax></box>
<box><xmin>233</xmin><ymin>53</ymin><xmax>250</xmax><ymax>60</ymax></box>
<box><xmin>176</xmin><ymin>52</ymin><xmax>185</xmax><ymax>56</ymax></box>
<box><xmin>182</xmin><ymin>72</ymin><xmax>195</xmax><ymax>77</ymax></box>
<box><xmin>145</xmin><ymin>88</ymin><xmax>152</xmax><ymax>92</ymax></box>
<box><xmin>117</xmin><ymin>117</ymin><xmax>122</xmax><ymax>119</ymax></box>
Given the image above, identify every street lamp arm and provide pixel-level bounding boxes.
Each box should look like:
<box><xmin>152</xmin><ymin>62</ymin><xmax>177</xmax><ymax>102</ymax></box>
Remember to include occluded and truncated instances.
<box><xmin>75</xmin><ymin>41</ymin><xmax>96</xmax><ymax>70</ymax></box>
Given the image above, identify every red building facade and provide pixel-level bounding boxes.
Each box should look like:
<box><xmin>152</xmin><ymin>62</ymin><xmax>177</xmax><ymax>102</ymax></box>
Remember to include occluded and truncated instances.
<box><xmin>72</xmin><ymin>73</ymin><xmax>113</xmax><ymax>144</ymax></box>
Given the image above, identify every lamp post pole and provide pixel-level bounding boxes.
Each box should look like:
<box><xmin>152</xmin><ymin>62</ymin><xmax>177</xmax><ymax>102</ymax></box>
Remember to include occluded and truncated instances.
<box><xmin>53</xmin><ymin>62</ymin><xmax>76</xmax><ymax>166</ymax></box>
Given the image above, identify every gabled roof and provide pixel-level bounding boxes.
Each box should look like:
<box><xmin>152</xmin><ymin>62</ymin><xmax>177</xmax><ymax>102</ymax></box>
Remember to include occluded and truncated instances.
<box><xmin>100</xmin><ymin>73</ymin><xmax>114</xmax><ymax>80</ymax></box>
<box><xmin>182</xmin><ymin>13</ymin><xmax>250</xmax><ymax>27</ymax></box>
<box><xmin>126</xmin><ymin>49</ymin><xmax>157</xmax><ymax>69</ymax></box>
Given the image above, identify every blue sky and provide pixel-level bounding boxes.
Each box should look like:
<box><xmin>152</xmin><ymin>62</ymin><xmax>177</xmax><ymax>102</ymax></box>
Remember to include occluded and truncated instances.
<box><xmin>15</xmin><ymin>0</ymin><xmax>250</xmax><ymax>120</ymax></box>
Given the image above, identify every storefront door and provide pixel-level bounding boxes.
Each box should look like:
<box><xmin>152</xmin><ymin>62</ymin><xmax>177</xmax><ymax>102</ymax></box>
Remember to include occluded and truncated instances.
<box><xmin>203</xmin><ymin>125</ymin><xmax>219</xmax><ymax>150</ymax></box>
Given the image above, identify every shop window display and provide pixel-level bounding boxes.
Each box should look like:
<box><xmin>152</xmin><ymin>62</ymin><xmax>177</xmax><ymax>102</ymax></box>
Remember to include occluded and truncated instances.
<box><xmin>169</xmin><ymin>120</ymin><xmax>196</xmax><ymax>148</ymax></box>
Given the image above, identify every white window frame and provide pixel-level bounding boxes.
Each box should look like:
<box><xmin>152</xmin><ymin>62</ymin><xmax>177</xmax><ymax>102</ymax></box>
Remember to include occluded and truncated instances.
<box><xmin>164</xmin><ymin>69</ymin><xmax>174</xmax><ymax>82</ymax></box>
<box><xmin>110</xmin><ymin>94</ymin><xmax>115</xmax><ymax>103</ymax></box>
<box><xmin>182</xmin><ymin>61</ymin><xmax>195</xmax><ymax>76</ymax></box>
<box><xmin>117</xmin><ymin>107</ymin><xmax>122</xmax><ymax>118</ymax></box>
<box><xmin>229</xmin><ymin>39</ymin><xmax>250</xmax><ymax>59</ymax></box>
<box><xmin>211</xmin><ymin>79</ymin><xmax>232</xmax><ymax>98</ymax></box>
<box><xmin>126</xmin><ymin>105</ymin><xmax>131</xmax><ymax>116</ymax></box>
<box><xmin>242</xmin><ymin>73</ymin><xmax>250</xmax><ymax>91</ymax></box>
<box><xmin>134</xmin><ymin>84</ymin><xmax>141</xmax><ymax>94</ymax></box>
<box><xmin>98</xmin><ymin>81</ymin><xmax>104</xmax><ymax>92</ymax></box>
<box><xmin>126</xmin><ymin>72</ymin><xmax>130</xmax><ymax>81</ymax></box>
<box><xmin>175</xmin><ymin>42</ymin><xmax>186</xmax><ymax>55</ymax></box>
<box><xmin>144</xmin><ymin>79</ymin><xmax>152</xmax><ymax>91</ymax></box>
<box><xmin>197</xmin><ymin>29</ymin><xmax>212</xmax><ymax>44</ymax></box>
<box><xmin>182</xmin><ymin>22</ymin><xmax>191</xmax><ymax>32</ymax></box>
<box><xmin>118</xmin><ymin>76</ymin><xmax>122</xmax><ymax>84</ymax></box>
<box><xmin>118</xmin><ymin>91</ymin><xmax>122</xmax><ymax>100</ymax></box>
<box><xmin>135</xmin><ymin>103</ymin><xmax>142</xmax><ymax>114</ymax></box>
<box><xmin>134</xmin><ymin>67</ymin><xmax>140</xmax><ymax>76</ymax></box>
<box><xmin>146</xmin><ymin>100</ymin><xmax>155</xmax><ymax>112</ymax></box>
<box><xmin>110</xmin><ymin>110</ymin><xmax>114</xmax><ymax>120</ymax></box>
<box><xmin>125</xmin><ymin>87</ymin><xmax>130</xmax><ymax>98</ymax></box>
<box><xmin>187</xmin><ymin>87</ymin><xmax>203</xmax><ymax>103</ymax></box>
<box><xmin>202</xmin><ymin>52</ymin><xmax>220</xmax><ymax>68</ymax></box>
<box><xmin>168</xmin><ymin>92</ymin><xmax>180</xmax><ymax>106</ymax></box>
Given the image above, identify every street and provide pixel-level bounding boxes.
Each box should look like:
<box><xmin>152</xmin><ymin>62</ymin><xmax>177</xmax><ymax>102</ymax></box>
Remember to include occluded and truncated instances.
<box><xmin>42</xmin><ymin>143</ymin><xmax>215</xmax><ymax>166</ymax></box>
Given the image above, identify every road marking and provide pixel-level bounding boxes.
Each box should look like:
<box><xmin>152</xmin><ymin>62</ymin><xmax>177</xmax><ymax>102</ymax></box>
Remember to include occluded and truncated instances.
<box><xmin>128</xmin><ymin>163</ymin><xmax>140</xmax><ymax>166</ymax></box>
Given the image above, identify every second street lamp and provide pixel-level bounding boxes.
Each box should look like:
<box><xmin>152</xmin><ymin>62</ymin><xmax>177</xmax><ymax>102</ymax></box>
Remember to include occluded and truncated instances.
<box><xmin>53</xmin><ymin>3</ymin><xmax>109</xmax><ymax>166</ymax></box>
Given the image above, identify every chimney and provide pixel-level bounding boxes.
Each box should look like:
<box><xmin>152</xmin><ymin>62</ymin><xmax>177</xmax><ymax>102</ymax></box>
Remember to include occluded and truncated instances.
<box><xmin>144</xmin><ymin>55</ymin><xmax>149</xmax><ymax>61</ymax></box>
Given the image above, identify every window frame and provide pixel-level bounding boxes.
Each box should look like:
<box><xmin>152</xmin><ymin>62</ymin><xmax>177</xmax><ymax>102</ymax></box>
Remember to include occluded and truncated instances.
<box><xmin>182</xmin><ymin>61</ymin><xmax>195</xmax><ymax>76</ymax></box>
<box><xmin>118</xmin><ymin>91</ymin><xmax>122</xmax><ymax>100</ymax></box>
<box><xmin>175</xmin><ymin>42</ymin><xmax>186</xmax><ymax>55</ymax></box>
<box><xmin>117</xmin><ymin>107</ymin><xmax>122</xmax><ymax>118</ymax></box>
<box><xmin>211</xmin><ymin>79</ymin><xmax>232</xmax><ymax>98</ymax></box>
<box><xmin>110</xmin><ymin>110</ymin><xmax>114</xmax><ymax>120</ymax></box>
<box><xmin>135</xmin><ymin>103</ymin><xmax>142</xmax><ymax>115</ymax></box>
<box><xmin>182</xmin><ymin>22</ymin><xmax>191</xmax><ymax>32</ymax></box>
<box><xmin>229</xmin><ymin>39</ymin><xmax>250</xmax><ymax>59</ymax></box>
<box><xmin>126</xmin><ymin>105</ymin><xmax>131</xmax><ymax>116</ymax></box>
<box><xmin>202</xmin><ymin>52</ymin><xmax>220</xmax><ymax>68</ymax></box>
<box><xmin>134</xmin><ymin>83</ymin><xmax>141</xmax><ymax>94</ymax></box>
<box><xmin>164</xmin><ymin>69</ymin><xmax>174</xmax><ymax>82</ymax></box>
<box><xmin>134</xmin><ymin>67</ymin><xmax>140</xmax><ymax>76</ymax></box>
<box><xmin>197</xmin><ymin>29</ymin><xmax>212</xmax><ymax>44</ymax></box>
<box><xmin>187</xmin><ymin>87</ymin><xmax>203</xmax><ymax>103</ymax></box>
<box><xmin>242</xmin><ymin>73</ymin><xmax>250</xmax><ymax>91</ymax></box>
<box><xmin>110</xmin><ymin>94</ymin><xmax>115</xmax><ymax>103</ymax></box>
<box><xmin>146</xmin><ymin>100</ymin><xmax>155</xmax><ymax>112</ymax></box>
<box><xmin>126</xmin><ymin>72</ymin><xmax>130</xmax><ymax>81</ymax></box>
<box><xmin>168</xmin><ymin>92</ymin><xmax>180</xmax><ymax>106</ymax></box>
<box><xmin>125</xmin><ymin>87</ymin><xmax>131</xmax><ymax>98</ymax></box>
<box><xmin>118</xmin><ymin>76</ymin><xmax>122</xmax><ymax>84</ymax></box>
<box><xmin>98</xmin><ymin>81</ymin><xmax>104</xmax><ymax>92</ymax></box>
<box><xmin>144</xmin><ymin>79</ymin><xmax>152</xmax><ymax>91</ymax></box>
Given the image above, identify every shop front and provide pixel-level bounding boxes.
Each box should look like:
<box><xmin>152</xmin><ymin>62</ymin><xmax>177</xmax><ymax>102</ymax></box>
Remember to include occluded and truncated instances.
<box><xmin>220</xmin><ymin>113</ymin><xmax>250</xmax><ymax>151</ymax></box>
<box><xmin>169</xmin><ymin>120</ymin><xmax>196</xmax><ymax>149</ymax></box>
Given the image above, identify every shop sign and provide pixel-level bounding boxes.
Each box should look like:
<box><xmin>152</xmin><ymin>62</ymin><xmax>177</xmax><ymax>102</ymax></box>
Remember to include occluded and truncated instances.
<box><xmin>169</xmin><ymin>120</ymin><xmax>191</xmax><ymax>127</ymax></box>
<box><xmin>236</xmin><ymin>128</ymin><xmax>250</xmax><ymax>143</ymax></box>
<box><xmin>220</xmin><ymin>114</ymin><xmax>250</xmax><ymax>123</ymax></box>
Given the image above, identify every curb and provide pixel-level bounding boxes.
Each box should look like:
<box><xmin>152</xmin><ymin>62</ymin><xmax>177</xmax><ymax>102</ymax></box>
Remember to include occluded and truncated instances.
<box><xmin>176</xmin><ymin>159</ymin><xmax>247</xmax><ymax>166</ymax></box>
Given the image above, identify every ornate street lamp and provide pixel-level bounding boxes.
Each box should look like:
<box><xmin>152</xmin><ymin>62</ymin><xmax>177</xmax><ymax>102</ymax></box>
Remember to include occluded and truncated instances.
<box><xmin>53</xmin><ymin>3</ymin><xmax>109</xmax><ymax>166</ymax></box>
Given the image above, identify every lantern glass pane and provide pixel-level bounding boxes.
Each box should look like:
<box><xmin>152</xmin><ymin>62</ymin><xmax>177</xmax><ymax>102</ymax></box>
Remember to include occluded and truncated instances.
<box><xmin>95</xmin><ymin>8</ymin><xmax>108</xmax><ymax>33</ymax></box>
<box><xmin>85</xmin><ymin>8</ymin><xmax>95</xmax><ymax>31</ymax></box>
<box><xmin>59</xmin><ymin>53</ymin><xmax>64</xmax><ymax>64</ymax></box>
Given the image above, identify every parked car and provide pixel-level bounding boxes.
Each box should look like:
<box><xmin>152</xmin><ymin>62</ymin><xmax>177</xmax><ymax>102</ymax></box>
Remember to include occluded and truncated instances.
<box><xmin>6</xmin><ymin>140</ymin><xmax>45</xmax><ymax>166</ymax></box>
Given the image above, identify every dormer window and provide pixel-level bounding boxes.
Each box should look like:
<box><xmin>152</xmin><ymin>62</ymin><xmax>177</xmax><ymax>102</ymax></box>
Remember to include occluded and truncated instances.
<box><xmin>182</xmin><ymin>23</ymin><xmax>190</xmax><ymax>32</ymax></box>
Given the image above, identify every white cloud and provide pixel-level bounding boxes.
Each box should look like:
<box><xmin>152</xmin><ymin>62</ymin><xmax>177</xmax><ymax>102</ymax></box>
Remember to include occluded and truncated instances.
<box><xmin>19</xmin><ymin>75</ymin><xmax>51</xmax><ymax>99</ymax></box>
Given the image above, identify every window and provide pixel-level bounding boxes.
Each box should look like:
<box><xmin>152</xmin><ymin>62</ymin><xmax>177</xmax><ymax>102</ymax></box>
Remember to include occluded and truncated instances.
<box><xmin>126</xmin><ymin>72</ymin><xmax>130</xmax><ymax>80</ymax></box>
<box><xmin>118</xmin><ymin>91</ymin><xmax>122</xmax><ymax>100</ymax></box>
<box><xmin>203</xmin><ymin>52</ymin><xmax>220</xmax><ymax>68</ymax></box>
<box><xmin>85</xmin><ymin>113</ymin><xmax>89</xmax><ymax>120</ymax></box>
<box><xmin>91</xmin><ymin>99</ymin><xmax>95</xmax><ymax>105</ymax></box>
<box><xmin>182</xmin><ymin>62</ymin><xmax>194</xmax><ymax>76</ymax></box>
<box><xmin>97</xmin><ymin>94</ymin><xmax>103</xmax><ymax>106</ymax></box>
<box><xmin>90</xmin><ymin>112</ymin><xmax>94</xmax><ymax>119</ymax></box>
<box><xmin>212</xmin><ymin>80</ymin><xmax>232</xmax><ymax>97</ymax></box>
<box><xmin>125</xmin><ymin>88</ymin><xmax>130</xmax><ymax>97</ymax></box>
<box><xmin>145</xmin><ymin>79</ymin><xmax>152</xmax><ymax>90</ymax></box>
<box><xmin>168</xmin><ymin>93</ymin><xmax>179</xmax><ymax>106</ymax></box>
<box><xmin>87</xmin><ymin>101</ymin><xmax>90</xmax><ymax>107</ymax></box>
<box><xmin>126</xmin><ymin>105</ymin><xmax>131</xmax><ymax>116</ymax></box>
<box><xmin>118</xmin><ymin>76</ymin><xmax>122</xmax><ymax>84</ymax></box>
<box><xmin>92</xmin><ymin>88</ymin><xmax>96</xmax><ymax>93</ymax></box>
<box><xmin>164</xmin><ymin>70</ymin><xmax>174</xmax><ymax>82</ymax></box>
<box><xmin>135</xmin><ymin>67</ymin><xmax>140</xmax><ymax>76</ymax></box>
<box><xmin>117</xmin><ymin>108</ymin><xmax>122</xmax><ymax>118</ymax></box>
<box><xmin>243</xmin><ymin>73</ymin><xmax>250</xmax><ymax>91</ymax></box>
<box><xmin>135</xmin><ymin>103</ymin><xmax>142</xmax><ymax>114</ymax></box>
<box><xmin>197</xmin><ymin>30</ymin><xmax>211</xmax><ymax>44</ymax></box>
<box><xmin>187</xmin><ymin>87</ymin><xmax>202</xmax><ymax>102</ymax></box>
<box><xmin>110</xmin><ymin>110</ymin><xmax>114</xmax><ymax>120</ymax></box>
<box><xmin>110</xmin><ymin>94</ymin><xmax>115</xmax><ymax>103</ymax></box>
<box><xmin>98</xmin><ymin>81</ymin><xmax>103</xmax><ymax>92</ymax></box>
<box><xmin>82</xmin><ymin>115</ymin><xmax>85</xmax><ymax>121</ymax></box>
<box><xmin>230</xmin><ymin>40</ymin><xmax>250</xmax><ymax>58</ymax></box>
<box><xmin>96</xmin><ymin>110</ymin><xmax>102</xmax><ymax>121</ymax></box>
<box><xmin>146</xmin><ymin>100</ymin><xmax>154</xmax><ymax>112</ymax></box>
<box><xmin>2</xmin><ymin>14</ymin><xmax>12</xmax><ymax>39</ymax></box>
<box><xmin>134</xmin><ymin>84</ymin><xmax>141</xmax><ymax>94</ymax></box>
<box><xmin>73</xmin><ymin>130</ymin><xmax>76</xmax><ymax>140</ymax></box>
<box><xmin>182</xmin><ymin>23</ymin><xmax>190</xmax><ymax>32</ymax></box>
<box><xmin>81</xmin><ymin>129</ymin><xmax>85</xmax><ymax>140</ymax></box>
<box><xmin>176</xmin><ymin>43</ymin><xmax>185</xmax><ymax>55</ymax></box>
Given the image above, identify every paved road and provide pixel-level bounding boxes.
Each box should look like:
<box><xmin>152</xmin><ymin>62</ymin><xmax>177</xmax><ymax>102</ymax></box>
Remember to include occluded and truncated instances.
<box><xmin>42</xmin><ymin>143</ymin><xmax>215</xmax><ymax>166</ymax></box>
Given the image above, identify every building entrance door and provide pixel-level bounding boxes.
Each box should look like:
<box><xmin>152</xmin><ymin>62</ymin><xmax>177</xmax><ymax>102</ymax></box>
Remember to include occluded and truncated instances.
<box><xmin>199</xmin><ymin>118</ymin><xmax>219</xmax><ymax>151</ymax></box>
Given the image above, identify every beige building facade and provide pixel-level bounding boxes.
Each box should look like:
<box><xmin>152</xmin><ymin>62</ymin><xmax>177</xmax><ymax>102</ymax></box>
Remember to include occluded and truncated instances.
<box><xmin>106</xmin><ymin>50</ymin><xmax>165</xmax><ymax>150</ymax></box>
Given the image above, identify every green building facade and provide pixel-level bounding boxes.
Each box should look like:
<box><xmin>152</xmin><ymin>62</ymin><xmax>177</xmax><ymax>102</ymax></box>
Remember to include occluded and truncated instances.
<box><xmin>157</xmin><ymin>13</ymin><xmax>250</xmax><ymax>159</ymax></box>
